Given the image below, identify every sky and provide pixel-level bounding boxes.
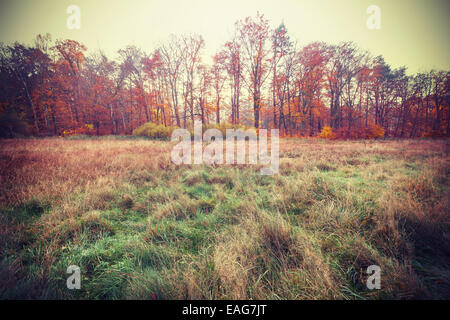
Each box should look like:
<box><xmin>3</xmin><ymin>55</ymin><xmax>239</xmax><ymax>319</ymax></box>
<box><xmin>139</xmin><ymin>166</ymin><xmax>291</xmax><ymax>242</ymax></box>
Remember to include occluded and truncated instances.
<box><xmin>0</xmin><ymin>0</ymin><xmax>448</xmax><ymax>74</ymax></box>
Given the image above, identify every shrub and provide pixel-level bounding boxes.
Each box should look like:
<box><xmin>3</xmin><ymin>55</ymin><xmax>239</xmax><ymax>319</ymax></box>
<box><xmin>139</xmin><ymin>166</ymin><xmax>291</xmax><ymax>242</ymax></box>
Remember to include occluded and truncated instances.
<box><xmin>421</xmin><ymin>129</ymin><xmax>445</xmax><ymax>138</ymax></box>
<box><xmin>202</xmin><ymin>123</ymin><xmax>252</xmax><ymax>136</ymax></box>
<box><xmin>319</xmin><ymin>124</ymin><xmax>385</xmax><ymax>140</ymax></box>
<box><xmin>132</xmin><ymin>122</ymin><xmax>178</xmax><ymax>140</ymax></box>
<box><xmin>136</xmin><ymin>122</ymin><xmax>252</xmax><ymax>139</ymax></box>
<box><xmin>180</xmin><ymin>122</ymin><xmax>252</xmax><ymax>137</ymax></box>
<box><xmin>367</xmin><ymin>123</ymin><xmax>385</xmax><ymax>139</ymax></box>
<box><xmin>62</xmin><ymin>124</ymin><xmax>95</xmax><ymax>137</ymax></box>
<box><xmin>318</xmin><ymin>126</ymin><xmax>337</xmax><ymax>140</ymax></box>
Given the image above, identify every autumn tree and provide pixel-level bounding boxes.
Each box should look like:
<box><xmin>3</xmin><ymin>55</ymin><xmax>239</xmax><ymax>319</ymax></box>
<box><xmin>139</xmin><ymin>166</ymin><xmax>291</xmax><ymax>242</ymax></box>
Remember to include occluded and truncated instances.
<box><xmin>222</xmin><ymin>35</ymin><xmax>242</xmax><ymax>125</ymax></box>
<box><xmin>325</xmin><ymin>42</ymin><xmax>366</xmax><ymax>130</ymax></box>
<box><xmin>1</xmin><ymin>43</ymin><xmax>46</xmax><ymax>133</ymax></box>
<box><xmin>236</xmin><ymin>12</ymin><xmax>271</xmax><ymax>128</ymax></box>
<box><xmin>294</xmin><ymin>42</ymin><xmax>328</xmax><ymax>135</ymax></box>
<box><xmin>180</xmin><ymin>34</ymin><xmax>205</xmax><ymax>124</ymax></box>
<box><xmin>159</xmin><ymin>35</ymin><xmax>184</xmax><ymax>127</ymax></box>
<box><xmin>211</xmin><ymin>51</ymin><xmax>227</xmax><ymax>124</ymax></box>
<box><xmin>271</xmin><ymin>22</ymin><xmax>292</xmax><ymax>129</ymax></box>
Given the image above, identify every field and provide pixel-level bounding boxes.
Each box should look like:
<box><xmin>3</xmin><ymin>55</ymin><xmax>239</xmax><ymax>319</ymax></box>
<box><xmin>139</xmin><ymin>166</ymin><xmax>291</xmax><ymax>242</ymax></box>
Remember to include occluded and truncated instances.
<box><xmin>0</xmin><ymin>137</ymin><xmax>449</xmax><ymax>299</ymax></box>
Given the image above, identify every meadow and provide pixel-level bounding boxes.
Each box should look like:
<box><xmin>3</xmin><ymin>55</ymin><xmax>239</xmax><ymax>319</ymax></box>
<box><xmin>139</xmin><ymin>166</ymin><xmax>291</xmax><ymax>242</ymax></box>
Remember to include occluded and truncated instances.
<box><xmin>0</xmin><ymin>137</ymin><xmax>448</xmax><ymax>299</ymax></box>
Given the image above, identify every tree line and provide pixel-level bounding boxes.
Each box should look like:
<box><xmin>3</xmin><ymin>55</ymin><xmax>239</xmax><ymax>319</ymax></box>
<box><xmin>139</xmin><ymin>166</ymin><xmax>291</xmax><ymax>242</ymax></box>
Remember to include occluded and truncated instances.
<box><xmin>1</xmin><ymin>13</ymin><xmax>449</xmax><ymax>138</ymax></box>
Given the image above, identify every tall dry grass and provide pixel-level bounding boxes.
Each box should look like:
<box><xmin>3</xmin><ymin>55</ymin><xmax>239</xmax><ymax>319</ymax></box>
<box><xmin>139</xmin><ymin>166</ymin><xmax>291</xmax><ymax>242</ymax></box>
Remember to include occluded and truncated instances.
<box><xmin>0</xmin><ymin>137</ymin><xmax>448</xmax><ymax>299</ymax></box>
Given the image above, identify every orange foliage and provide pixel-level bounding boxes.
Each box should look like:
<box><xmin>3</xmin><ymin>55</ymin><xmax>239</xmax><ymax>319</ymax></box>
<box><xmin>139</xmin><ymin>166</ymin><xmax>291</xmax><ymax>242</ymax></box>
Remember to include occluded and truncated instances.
<box><xmin>318</xmin><ymin>126</ymin><xmax>337</xmax><ymax>140</ymax></box>
<box><xmin>62</xmin><ymin>124</ymin><xmax>95</xmax><ymax>137</ymax></box>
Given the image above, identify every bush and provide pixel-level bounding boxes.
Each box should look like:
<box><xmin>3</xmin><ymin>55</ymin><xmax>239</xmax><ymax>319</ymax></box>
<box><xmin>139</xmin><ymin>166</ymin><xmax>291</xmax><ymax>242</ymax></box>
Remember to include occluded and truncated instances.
<box><xmin>132</xmin><ymin>122</ymin><xmax>178</xmax><ymax>140</ymax></box>
<box><xmin>319</xmin><ymin>124</ymin><xmax>385</xmax><ymax>140</ymax></box>
<box><xmin>367</xmin><ymin>123</ymin><xmax>385</xmax><ymax>139</ymax></box>
<box><xmin>318</xmin><ymin>126</ymin><xmax>337</xmax><ymax>140</ymax></box>
<box><xmin>62</xmin><ymin>124</ymin><xmax>95</xmax><ymax>137</ymax></box>
<box><xmin>134</xmin><ymin>122</ymin><xmax>253</xmax><ymax>140</ymax></box>
<box><xmin>201</xmin><ymin>123</ymin><xmax>252</xmax><ymax>136</ymax></box>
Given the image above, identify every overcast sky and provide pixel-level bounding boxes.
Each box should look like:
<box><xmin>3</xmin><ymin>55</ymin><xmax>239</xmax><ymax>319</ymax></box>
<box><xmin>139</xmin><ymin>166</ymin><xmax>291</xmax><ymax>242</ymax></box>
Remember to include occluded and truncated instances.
<box><xmin>0</xmin><ymin>0</ymin><xmax>449</xmax><ymax>74</ymax></box>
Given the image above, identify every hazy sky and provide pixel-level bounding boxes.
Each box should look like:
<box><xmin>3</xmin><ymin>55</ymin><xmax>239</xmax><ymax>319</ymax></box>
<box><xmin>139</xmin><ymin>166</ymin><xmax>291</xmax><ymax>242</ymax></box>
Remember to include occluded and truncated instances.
<box><xmin>0</xmin><ymin>0</ymin><xmax>448</xmax><ymax>74</ymax></box>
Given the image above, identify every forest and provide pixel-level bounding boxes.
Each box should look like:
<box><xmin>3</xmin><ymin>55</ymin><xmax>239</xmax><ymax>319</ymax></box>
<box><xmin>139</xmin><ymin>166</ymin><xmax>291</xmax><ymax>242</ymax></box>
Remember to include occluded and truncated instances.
<box><xmin>1</xmin><ymin>13</ymin><xmax>449</xmax><ymax>139</ymax></box>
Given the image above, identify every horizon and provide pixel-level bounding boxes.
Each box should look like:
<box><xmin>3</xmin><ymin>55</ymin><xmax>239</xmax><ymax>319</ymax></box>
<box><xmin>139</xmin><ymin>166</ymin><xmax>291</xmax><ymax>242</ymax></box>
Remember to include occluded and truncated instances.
<box><xmin>0</xmin><ymin>0</ymin><xmax>449</xmax><ymax>74</ymax></box>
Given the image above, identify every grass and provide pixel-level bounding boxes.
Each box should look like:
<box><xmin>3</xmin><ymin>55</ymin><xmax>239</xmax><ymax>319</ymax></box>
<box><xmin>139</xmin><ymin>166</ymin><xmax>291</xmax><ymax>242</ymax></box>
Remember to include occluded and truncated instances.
<box><xmin>0</xmin><ymin>137</ymin><xmax>449</xmax><ymax>299</ymax></box>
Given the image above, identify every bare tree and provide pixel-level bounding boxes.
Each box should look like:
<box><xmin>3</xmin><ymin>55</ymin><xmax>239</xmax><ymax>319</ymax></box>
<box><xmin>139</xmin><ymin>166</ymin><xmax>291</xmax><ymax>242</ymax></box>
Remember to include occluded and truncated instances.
<box><xmin>236</xmin><ymin>12</ymin><xmax>271</xmax><ymax>128</ymax></box>
<box><xmin>159</xmin><ymin>35</ymin><xmax>184</xmax><ymax>127</ymax></box>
